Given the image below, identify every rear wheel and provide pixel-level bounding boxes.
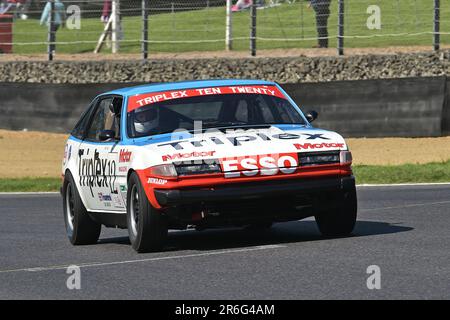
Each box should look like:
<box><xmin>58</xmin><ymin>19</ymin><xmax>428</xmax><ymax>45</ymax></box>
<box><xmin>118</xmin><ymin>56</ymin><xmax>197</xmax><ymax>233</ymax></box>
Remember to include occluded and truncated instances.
<box><xmin>127</xmin><ymin>172</ymin><xmax>168</xmax><ymax>253</ymax></box>
<box><xmin>315</xmin><ymin>187</ymin><xmax>357</xmax><ymax>237</ymax></box>
<box><xmin>62</xmin><ymin>172</ymin><xmax>101</xmax><ymax>245</ymax></box>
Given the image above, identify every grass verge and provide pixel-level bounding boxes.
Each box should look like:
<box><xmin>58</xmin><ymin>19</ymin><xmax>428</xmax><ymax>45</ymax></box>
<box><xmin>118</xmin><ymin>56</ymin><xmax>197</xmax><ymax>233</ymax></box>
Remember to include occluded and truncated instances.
<box><xmin>353</xmin><ymin>161</ymin><xmax>450</xmax><ymax>185</ymax></box>
<box><xmin>0</xmin><ymin>177</ymin><xmax>61</xmax><ymax>192</ymax></box>
<box><xmin>1</xmin><ymin>161</ymin><xmax>449</xmax><ymax>192</ymax></box>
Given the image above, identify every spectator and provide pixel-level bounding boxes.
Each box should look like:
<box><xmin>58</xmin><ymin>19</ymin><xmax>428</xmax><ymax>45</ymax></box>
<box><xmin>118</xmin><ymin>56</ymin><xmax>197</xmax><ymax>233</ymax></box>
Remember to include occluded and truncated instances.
<box><xmin>232</xmin><ymin>0</ymin><xmax>251</xmax><ymax>12</ymax></box>
<box><xmin>0</xmin><ymin>1</ymin><xmax>13</xmax><ymax>15</ymax></box>
<box><xmin>232</xmin><ymin>0</ymin><xmax>264</xmax><ymax>12</ymax></box>
<box><xmin>101</xmin><ymin>0</ymin><xmax>111</xmax><ymax>23</ymax></box>
<box><xmin>309</xmin><ymin>0</ymin><xmax>331</xmax><ymax>48</ymax></box>
<box><xmin>0</xmin><ymin>0</ymin><xmax>29</xmax><ymax>17</ymax></box>
<box><xmin>101</xmin><ymin>0</ymin><xmax>112</xmax><ymax>48</ymax></box>
<box><xmin>40</xmin><ymin>0</ymin><xmax>66</xmax><ymax>53</ymax></box>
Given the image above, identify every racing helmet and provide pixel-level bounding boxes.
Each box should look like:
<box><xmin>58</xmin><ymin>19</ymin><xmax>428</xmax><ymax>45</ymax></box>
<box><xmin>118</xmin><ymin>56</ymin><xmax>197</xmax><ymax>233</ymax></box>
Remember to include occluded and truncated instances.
<box><xmin>134</xmin><ymin>107</ymin><xmax>158</xmax><ymax>134</ymax></box>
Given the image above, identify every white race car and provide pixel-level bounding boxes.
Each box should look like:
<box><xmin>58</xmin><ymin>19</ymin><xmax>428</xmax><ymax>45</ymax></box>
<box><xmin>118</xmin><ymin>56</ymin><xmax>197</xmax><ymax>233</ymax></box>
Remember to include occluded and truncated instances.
<box><xmin>62</xmin><ymin>80</ymin><xmax>357</xmax><ymax>252</ymax></box>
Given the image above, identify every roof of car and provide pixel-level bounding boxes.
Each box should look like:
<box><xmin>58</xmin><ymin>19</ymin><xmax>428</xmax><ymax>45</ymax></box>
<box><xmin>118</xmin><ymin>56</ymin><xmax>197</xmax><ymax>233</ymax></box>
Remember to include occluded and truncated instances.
<box><xmin>103</xmin><ymin>79</ymin><xmax>277</xmax><ymax>97</ymax></box>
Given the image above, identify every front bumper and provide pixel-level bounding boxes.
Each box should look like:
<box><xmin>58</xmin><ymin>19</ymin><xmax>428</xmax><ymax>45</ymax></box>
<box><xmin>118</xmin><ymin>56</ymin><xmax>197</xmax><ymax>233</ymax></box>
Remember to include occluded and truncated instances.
<box><xmin>155</xmin><ymin>175</ymin><xmax>355</xmax><ymax>206</ymax></box>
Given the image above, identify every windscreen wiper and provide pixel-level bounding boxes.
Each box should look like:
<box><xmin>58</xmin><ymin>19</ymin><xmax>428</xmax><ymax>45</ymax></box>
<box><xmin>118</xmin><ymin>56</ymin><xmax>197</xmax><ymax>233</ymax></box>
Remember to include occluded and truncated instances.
<box><xmin>148</xmin><ymin>123</ymin><xmax>308</xmax><ymax>138</ymax></box>
<box><xmin>149</xmin><ymin>124</ymin><xmax>271</xmax><ymax>137</ymax></box>
<box><xmin>202</xmin><ymin>123</ymin><xmax>272</xmax><ymax>131</ymax></box>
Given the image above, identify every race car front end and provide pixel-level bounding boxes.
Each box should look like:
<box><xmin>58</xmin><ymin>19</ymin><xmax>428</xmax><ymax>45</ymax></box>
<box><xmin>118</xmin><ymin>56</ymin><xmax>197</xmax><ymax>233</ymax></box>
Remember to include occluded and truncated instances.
<box><xmin>135</xmin><ymin>133</ymin><xmax>355</xmax><ymax>229</ymax></box>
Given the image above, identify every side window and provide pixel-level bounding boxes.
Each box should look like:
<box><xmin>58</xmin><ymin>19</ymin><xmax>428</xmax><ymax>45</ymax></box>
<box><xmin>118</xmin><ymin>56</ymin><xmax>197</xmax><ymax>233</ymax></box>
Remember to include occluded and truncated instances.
<box><xmin>111</xmin><ymin>97</ymin><xmax>123</xmax><ymax>140</ymax></box>
<box><xmin>71</xmin><ymin>99</ymin><xmax>97</xmax><ymax>139</ymax></box>
<box><xmin>86</xmin><ymin>97</ymin><xmax>116</xmax><ymax>141</ymax></box>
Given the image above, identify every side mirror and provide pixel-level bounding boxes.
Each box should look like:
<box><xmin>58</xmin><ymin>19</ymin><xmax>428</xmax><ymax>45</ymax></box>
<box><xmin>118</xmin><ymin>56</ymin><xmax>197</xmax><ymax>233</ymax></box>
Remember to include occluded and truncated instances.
<box><xmin>305</xmin><ymin>110</ymin><xmax>318</xmax><ymax>123</ymax></box>
<box><xmin>99</xmin><ymin>130</ymin><xmax>115</xmax><ymax>141</ymax></box>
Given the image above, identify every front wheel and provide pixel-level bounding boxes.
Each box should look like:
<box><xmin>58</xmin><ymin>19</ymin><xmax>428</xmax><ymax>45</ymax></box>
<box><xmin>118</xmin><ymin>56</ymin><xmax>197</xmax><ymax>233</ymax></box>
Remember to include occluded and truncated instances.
<box><xmin>314</xmin><ymin>187</ymin><xmax>357</xmax><ymax>237</ymax></box>
<box><xmin>62</xmin><ymin>172</ymin><xmax>101</xmax><ymax>245</ymax></box>
<box><xmin>127</xmin><ymin>172</ymin><xmax>168</xmax><ymax>253</ymax></box>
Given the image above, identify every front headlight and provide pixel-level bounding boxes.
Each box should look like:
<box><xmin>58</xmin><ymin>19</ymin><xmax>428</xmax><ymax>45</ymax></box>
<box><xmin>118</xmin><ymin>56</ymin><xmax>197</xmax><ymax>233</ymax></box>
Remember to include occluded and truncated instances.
<box><xmin>149</xmin><ymin>164</ymin><xmax>178</xmax><ymax>177</ymax></box>
<box><xmin>299</xmin><ymin>152</ymin><xmax>340</xmax><ymax>166</ymax></box>
<box><xmin>175</xmin><ymin>161</ymin><xmax>221</xmax><ymax>176</ymax></box>
<box><xmin>340</xmin><ymin>151</ymin><xmax>353</xmax><ymax>165</ymax></box>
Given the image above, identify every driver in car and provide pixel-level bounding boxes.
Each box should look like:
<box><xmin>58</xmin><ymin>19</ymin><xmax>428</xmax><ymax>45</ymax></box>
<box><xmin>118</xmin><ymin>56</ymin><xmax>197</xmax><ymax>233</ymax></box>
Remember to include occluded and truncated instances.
<box><xmin>134</xmin><ymin>107</ymin><xmax>159</xmax><ymax>135</ymax></box>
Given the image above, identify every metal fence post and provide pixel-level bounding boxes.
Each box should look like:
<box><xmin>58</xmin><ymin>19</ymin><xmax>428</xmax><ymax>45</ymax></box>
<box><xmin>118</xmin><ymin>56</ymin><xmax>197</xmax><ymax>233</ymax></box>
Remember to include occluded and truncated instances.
<box><xmin>142</xmin><ymin>0</ymin><xmax>149</xmax><ymax>59</ymax></box>
<box><xmin>300</xmin><ymin>0</ymin><xmax>304</xmax><ymax>39</ymax></box>
<box><xmin>337</xmin><ymin>0</ymin><xmax>344</xmax><ymax>56</ymax></box>
<box><xmin>226</xmin><ymin>0</ymin><xmax>232</xmax><ymax>51</ymax></box>
<box><xmin>112</xmin><ymin>0</ymin><xmax>119</xmax><ymax>54</ymax></box>
<box><xmin>250</xmin><ymin>1</ymin><xmax>257</xmax><ymax>56</ymax></box>
<box><xmin>47</xmin><ymin>0</ymin><xmax>55</xmax><ymax>61</ymax></box>
<box><xmin>434</xmin><ymin>0</ymin><xmax>440</xmax><ymax>51</ymax></box>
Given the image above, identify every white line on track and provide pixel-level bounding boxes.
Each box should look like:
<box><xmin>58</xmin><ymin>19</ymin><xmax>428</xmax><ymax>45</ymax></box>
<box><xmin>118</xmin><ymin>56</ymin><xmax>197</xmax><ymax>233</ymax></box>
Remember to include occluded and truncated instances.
<box><xmin>357</xmin><ymin>182</ymin><xmax>450</xmax><ymax>187</ymax></box>
<box><xmin>361</xmin><ymin>200</ymin><xmax>450</xmax><ymax>212</ymax></box>
<box><xmin>0</xmin><ymin>244</ymin><xmax>284</xmax><ymax>274</ymax></box>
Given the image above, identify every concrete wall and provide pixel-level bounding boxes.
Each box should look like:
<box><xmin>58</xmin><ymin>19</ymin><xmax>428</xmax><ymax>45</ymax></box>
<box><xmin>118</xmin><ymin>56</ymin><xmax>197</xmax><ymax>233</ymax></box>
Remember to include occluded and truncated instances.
<box><xmin>443</xmin><ymin>78</ymin><xmax>450</xmax><ymax>136</ymax></box>
<box><xmin>0</xmin><ymin>77</ymin><xmax>449</xmax><ymax>137</ymax></box>
<box><xmin>0</xmin><ymin>83</ymin><xmax>128</xmax><ymax>132</ymax></box>
<box><xmin>283</xmin><ymin>77</ymin><xmax>447</xmax><ymax>137</ymax></box>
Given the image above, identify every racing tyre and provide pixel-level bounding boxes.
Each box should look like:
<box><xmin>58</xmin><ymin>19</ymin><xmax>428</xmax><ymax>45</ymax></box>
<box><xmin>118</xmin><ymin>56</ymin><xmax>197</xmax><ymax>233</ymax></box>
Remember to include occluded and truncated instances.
<box><xmin>127</xmin><ymin>172</ymin><xmax>168</xmax><ymax>253</ymax></box>
<box><xmin>314</xmin><ymin>187</ymin><xmax>357</xmax><ymax>237</ymax></box>
<box><xmin>63</xmin><ymin>172</ymin><xmax>101</xmax><ymax>245</ymax></box>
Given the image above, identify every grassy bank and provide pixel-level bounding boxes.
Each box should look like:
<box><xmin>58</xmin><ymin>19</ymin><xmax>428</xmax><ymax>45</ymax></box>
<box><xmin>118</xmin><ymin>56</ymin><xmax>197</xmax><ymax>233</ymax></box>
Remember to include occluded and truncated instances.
<box><xmin>12</xmin><ymin>1</ymin><xmax>450</xmax><ymax>54</ymax></box>
<box><xmin>1</xmin><ymin>161</ymin><xmax>449</xmax><ymax>192</ymax></box>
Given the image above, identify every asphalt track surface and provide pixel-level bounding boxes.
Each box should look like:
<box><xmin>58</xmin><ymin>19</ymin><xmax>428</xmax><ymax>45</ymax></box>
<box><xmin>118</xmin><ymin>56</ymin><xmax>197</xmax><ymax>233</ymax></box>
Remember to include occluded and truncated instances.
<box><xmin>0</xmin><ymin>185</ymin><xmax>449</xmax><ymax>300</ymax></box>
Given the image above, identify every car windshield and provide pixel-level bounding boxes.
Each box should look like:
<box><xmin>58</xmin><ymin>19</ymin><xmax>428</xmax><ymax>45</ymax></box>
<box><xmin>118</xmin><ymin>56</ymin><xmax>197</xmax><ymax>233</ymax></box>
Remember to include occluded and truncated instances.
<box><xmin>127</xmin><ymin>88</ymin><xmax>306</xmax><ymax>138</ymax></box>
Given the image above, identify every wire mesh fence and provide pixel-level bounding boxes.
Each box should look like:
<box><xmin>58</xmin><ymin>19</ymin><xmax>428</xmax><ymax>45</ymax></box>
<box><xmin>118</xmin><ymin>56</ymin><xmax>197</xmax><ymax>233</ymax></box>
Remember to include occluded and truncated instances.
<box><xmin>0</xmin><ymin>0</ymin><xmax>447</xmax><ymax>59</ymax></box>
<box><xmin>344</xmin><ymin>0</ymin><xmax>449</xmax><ymax>48</ymax></box>
<box><xmin>438</xmin><ymin>0</ymin><xmax>449</xmax><ymax>47</ymax></box>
